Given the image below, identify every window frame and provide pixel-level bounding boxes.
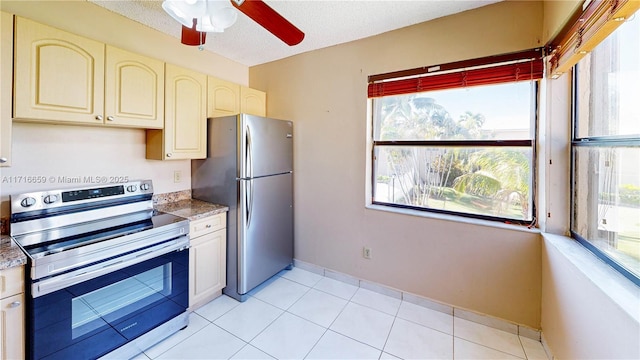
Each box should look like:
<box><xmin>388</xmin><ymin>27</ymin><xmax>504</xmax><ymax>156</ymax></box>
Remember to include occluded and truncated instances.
<box><xmin>570</xmin><ymin>64</ymin><xmax>640</xmax><ymax>287</ymax></box>
<box><xmin>368</xmin><ymin>53</ymin><xmax>541</xmax><ymax>226</ymax></box>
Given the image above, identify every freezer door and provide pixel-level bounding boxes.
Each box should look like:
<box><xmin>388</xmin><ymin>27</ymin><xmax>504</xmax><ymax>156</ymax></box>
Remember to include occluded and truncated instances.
<box><xmin>237</xmin><ymin>173</ymin><xmax>293</xmax><ymax>294</ymax></box>
<box><xmin>239</xmin><ymin>115</ymin><xmax>293</xmax><ymax>179</ymax></box>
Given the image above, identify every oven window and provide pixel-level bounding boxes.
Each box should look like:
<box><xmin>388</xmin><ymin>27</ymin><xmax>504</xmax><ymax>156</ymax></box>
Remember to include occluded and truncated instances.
<box><xmin>71</xmin><ymin>264</ymin><xmax>171</xmax><ymax>338</ymax></box>
<box><xmin>30</xmin><ymin>249</ymin><xmax>188</xmax><ymax>360</ymax></box>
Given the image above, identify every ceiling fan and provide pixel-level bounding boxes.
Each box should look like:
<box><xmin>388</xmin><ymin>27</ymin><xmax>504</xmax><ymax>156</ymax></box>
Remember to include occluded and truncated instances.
<box><xmin>162</xmin><ymin>0</ymin><xmax>305</xmax><ymax>48</ymax></box>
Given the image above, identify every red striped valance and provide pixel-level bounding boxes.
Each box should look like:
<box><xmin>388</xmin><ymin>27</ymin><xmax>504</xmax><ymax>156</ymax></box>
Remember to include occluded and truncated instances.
<box><xmin>368</xmin><ymin>49</ymin><xmax>544</xmax><ymax>98</ymax></box>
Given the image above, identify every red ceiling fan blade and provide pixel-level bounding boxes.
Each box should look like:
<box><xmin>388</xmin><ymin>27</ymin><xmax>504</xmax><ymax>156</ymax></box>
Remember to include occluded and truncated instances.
<box><xmin>231</xmin><ymin>0</ymin><xmax>304</xmax><ymax>46</ymax></box>
<box><xmin>181</xmin><ymin>18</ymin><xmax>207</xmax><ymax>46</ymax></box>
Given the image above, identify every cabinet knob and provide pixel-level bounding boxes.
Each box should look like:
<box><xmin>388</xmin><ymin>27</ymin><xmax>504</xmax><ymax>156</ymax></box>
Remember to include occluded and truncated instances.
<box><xmin>206</xmin><ymin>224</ymin><xmax>212</xmax><ymax>228</ymax></box>
<box><xmin>9</xmin><ymin>301</ymin><xmax>20</xmax><ymax>308</ymax></box>
<box><xmin>95</xmin><ymin>115</ymin><xmax>103</xmax><ymax>121</ymax></box>
<box><xmin>166</xmin><ymin>153</ymin><xmax>172</xmax><ymax>158</ymax></box>
<box><xmin>107</xmin><ymin>116</ymin><xmax>115</xmax><ymax>121</ymax></box>
<box><xmin>0</xmin><ymin>157</ymin><xmax>7</xmax><ymax>163</ymax></box>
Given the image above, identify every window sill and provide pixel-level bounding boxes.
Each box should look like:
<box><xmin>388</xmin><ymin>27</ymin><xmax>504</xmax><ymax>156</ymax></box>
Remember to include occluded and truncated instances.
<box><xmin>365</xmin><ymin>203</ymin><xmax>540</xmax><ymax>234</ymax></box>
<box><xmin>542</xmin><ymin>233</ymin><xmax>640</xmax><ymax>323</ymax></box>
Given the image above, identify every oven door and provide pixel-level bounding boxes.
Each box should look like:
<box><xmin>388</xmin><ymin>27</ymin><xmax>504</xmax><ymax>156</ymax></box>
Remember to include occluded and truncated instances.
<box><xmin>28</xmin><ymin>248</ymin><xmax>188</xmax><ymax>360</ymax></box>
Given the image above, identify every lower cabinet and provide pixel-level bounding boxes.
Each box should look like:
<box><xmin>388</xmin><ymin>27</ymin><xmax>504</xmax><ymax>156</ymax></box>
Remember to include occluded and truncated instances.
<box><xmin>189</xmin><ymin>213</ymin><xmax>227</xmax><ymax>309</ymax></box>
<box><xmin>0</xmin><ymin>266</ymin><xmax>24</xmax><ymax>360</ymax></box>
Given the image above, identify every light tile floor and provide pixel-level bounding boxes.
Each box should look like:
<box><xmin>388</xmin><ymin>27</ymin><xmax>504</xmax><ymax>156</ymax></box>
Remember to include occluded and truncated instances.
<box><xmin>134</xmin><ymin>268</ymin><xmax>549</xmax><ymax>360</ymax></box>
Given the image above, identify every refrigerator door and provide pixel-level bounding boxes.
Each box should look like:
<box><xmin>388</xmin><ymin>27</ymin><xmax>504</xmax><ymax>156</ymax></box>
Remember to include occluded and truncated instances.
<box><xmin>239</xmin><ymin>114</ymin><xmax>293</xmax><ymax>179</ymax></box>
<box><xmin>237</xmin><ymin>173</ymin><xmax>293</xmax><ymax>295</ymax></box>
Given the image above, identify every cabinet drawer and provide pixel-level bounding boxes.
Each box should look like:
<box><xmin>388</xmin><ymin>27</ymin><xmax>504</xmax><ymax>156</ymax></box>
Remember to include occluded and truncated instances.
<box><xmin>190</xmin><ymin>213</ymin><xmax>226</xmax><ymax>238</ymax></box>
<box><xmin>0</xmin><ymin>266</ymin><xmax>24</xmax><ymax>299</ymax></box>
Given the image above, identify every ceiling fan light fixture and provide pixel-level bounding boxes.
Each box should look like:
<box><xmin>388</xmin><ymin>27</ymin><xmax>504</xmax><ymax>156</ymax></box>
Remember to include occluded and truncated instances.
<box><xmin>197</xmin><ymin>0</ymin><xmax>238</xmax><ymax>32</ymax></box>
<box><xmin>162</xmin><ymin>1</ymin><xmax>192</xmax><ymax>27</ymax></box>
<box><xmin>163</xmin><ymin>0</ymin><xmax>237</xmax><ymax>33</ymax></box>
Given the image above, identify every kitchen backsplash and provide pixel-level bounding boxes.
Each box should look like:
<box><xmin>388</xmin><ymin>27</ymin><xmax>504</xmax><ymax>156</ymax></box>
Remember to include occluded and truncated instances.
<box><xmin>152</xmin><ymin>189</ymin><xmax>192</xmax><ymax>206</ymax></box>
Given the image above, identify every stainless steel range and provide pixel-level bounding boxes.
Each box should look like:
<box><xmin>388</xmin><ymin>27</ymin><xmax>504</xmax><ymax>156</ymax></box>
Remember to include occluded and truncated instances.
<box><xmin>10</xmin><ymin>180</ymin><xmax>190</xmax><ymax>360</ymax></box>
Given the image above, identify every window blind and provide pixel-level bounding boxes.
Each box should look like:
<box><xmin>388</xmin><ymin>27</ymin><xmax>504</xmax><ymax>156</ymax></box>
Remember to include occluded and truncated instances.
<box><xmin>547</xmin><ymin>0</ymin><xmax>640</xmax><ymax>78</ymax></box>
<box><xmin>367</xmin><ymin>49</ymin><xmax>543</xmax><ymax>98</ymax></box>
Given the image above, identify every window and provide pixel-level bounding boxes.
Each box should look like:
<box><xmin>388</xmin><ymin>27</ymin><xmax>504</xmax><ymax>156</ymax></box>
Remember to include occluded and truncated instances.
<box><xmin>369</xmin><ymin>50</ymin><xmax>541</xmax><ymax>224</ymax></box>
<box><xmin>571</xmin><ymin>15</ymin><xmax>640</xmax><ymax>285</ymax></box>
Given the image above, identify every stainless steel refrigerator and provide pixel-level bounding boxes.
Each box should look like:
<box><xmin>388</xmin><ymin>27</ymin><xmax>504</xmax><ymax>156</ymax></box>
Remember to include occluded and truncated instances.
<box><xmin>191</xmin><ymin>114</ymin><xmax>293</xmax><ymax>302</ymax></box>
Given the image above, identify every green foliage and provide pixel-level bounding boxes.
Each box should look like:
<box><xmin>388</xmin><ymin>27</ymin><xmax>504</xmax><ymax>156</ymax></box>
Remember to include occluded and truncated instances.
<box><xmin>452</xmin><ymin>171</ymin><xmax>502</xmax><ymax>197</ymax></box>
<box><xmin>600</xmin><ymin>184</ymin><xmax>640</xmax><ymax>207</ymax></box>
<box><xmin>377</xmin><ymin>94</ymin><xmax>532</xmax><ymax>219</ymax></box>
<box><xmin>620</xmin><ymin>184</ymin><xmax>640</xmax><ymax>206</ymax></box>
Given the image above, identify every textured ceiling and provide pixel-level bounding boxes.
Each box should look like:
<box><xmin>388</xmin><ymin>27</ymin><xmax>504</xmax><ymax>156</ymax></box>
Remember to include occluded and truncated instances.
<box><xmin>90</xmin><ymin>0</ymin><xmax>501</xmax><ymax>67</ymax></box>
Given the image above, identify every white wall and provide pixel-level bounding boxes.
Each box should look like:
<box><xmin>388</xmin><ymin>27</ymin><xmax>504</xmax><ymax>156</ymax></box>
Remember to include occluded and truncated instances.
<box><xmin>1</xmin><ymin>123</ymin><xmax>189</xmax><ymax>196</ymax></box>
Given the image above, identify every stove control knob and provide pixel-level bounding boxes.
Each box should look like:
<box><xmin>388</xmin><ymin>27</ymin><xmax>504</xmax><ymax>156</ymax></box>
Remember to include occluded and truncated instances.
<box><xmin>126</xmin><ymin>185</ymin><xmax>138</xmax><ymax>192</ymax></box>
<box><xmin>20</xmin><ymin>197</ymin><xmax>36</xmax><ymax>207</ymax></box>
<box><xmin>44</xmin><ymin>195</ymin><xmax>59</xmax><ymax>204</ymax></box>
<box><xmin>140</xmin><ymin>183</ymin><xmax>150</xmax><ymax>191</ymax></box>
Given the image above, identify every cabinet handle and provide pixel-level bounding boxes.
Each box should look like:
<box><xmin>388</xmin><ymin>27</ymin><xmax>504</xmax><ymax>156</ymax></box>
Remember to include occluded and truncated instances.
<box><xmin>166</xmin><ymin>153</ymin><xmax>172</xmax><ymax>158</ymax></box>
<box><xmin>0</xmin><ymin>157</ymin><xmax>7</xmax><ymax>163</ymax></box>
<box><xmin>206</xmin><ymin>224</ymin><xmax>212</xmax><ymax>228</ymax></box>
<box><xmin>95</xmin><ymin>115</ymin><xmax>103</xmax><ymax>121</ymax></box>
<box><xmin>9</xmin><ymin>301</ymin><xmax>20</xmax><ymax>308</ymax></box>
<box><xmin>107</xmin><ymin>116</ymin><xmax>115</xmax><ymax>121</ymax></box>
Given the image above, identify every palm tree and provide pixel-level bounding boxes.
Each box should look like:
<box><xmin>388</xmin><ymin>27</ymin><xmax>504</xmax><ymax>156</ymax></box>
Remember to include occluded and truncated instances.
<box><xmin>377</xmin><ymin>95</ymin><xmax>459</xmax><ymax>206</ymax></box>
<box><xmin>452</xmin><ymin>148</ymin><xmax>531</xmax><ymax>219</ymax></box>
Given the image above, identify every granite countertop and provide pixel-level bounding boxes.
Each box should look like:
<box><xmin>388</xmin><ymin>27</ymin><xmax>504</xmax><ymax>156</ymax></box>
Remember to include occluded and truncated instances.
<box><xmin>155</xmin><ymin>199</ymin><xmax>229</xmax><ymax>221</ymax></box>
<box><xmin>0</xmin><ymin>235</ymin><xmax>27</xmax><ymax>270</ymax></box>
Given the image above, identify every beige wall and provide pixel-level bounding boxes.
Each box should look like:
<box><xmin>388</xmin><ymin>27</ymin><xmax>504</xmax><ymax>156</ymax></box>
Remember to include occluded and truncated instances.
<box><xmin>542</xmin><ymin>0</ymin><xmax>581</xmax><ymax>44</ymax></box>
<box><xmin>0</xmin><ymin>2</ymin><xmax>248</xmax><ymax>215</ymax></box>
<box><xmin>250</xmin><ymin>1</ymin><xmax>543</xmax><ymax>328</ymax></box>
<box><xmin>540</xmin><ymin>3</ymin><xmax>640</xmax><ymax>358</ymax></box>
<box><xmin>542</xmin><ymin>234</ymin><xmax>640</xmax><ymax>359</ymax></box>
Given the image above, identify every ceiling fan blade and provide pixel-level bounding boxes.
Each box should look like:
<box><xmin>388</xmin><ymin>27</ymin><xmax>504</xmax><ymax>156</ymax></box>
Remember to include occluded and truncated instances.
<box><xmin>181</xmin><ymin>18</ymin><xmax>207</xmax><ymax>46</ymax></box>
<box><xmin>231</xmin><ymin>0</ymin><xmax>304</xmax><ymax>46</ymax></box>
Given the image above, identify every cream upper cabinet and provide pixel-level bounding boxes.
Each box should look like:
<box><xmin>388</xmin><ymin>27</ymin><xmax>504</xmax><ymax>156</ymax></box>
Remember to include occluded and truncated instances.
<box><xmin>14</xmin><ymin>16</ymin><xmax>106</xmax><ymax>125</ymax></box>
<box><xmin>1</xmin><ymin>12</ymin><xmax>12</xmax><ymax>167</ymax></box>
<box><xmin>146</xmin><ymin>63</ymin><xmax>206</xmax><ymax>160</ymax></box>
<box><xmin>14</xmin><ymin>17</ymin><xmax>164</xmax><ymax>129</ymax></box>
<box><xmin>189</xmin><ymin>213</ymin><xmax>227</xmax><ymax>309</ymax></box>
<box><xmin>208</xmin><ymin>76</ymin><xmax>240</xmax><ymax>118</ymax></box>
<box><xmin>104</xmin><ymin>46</ymin><xmax>164</xmax><ymax>129</ymax></box>
<box><xmin>0</xmin><ymin>266</ymin><xmax>25</xmax><ymax>360</ymax></box>
<box><xmin>240</xmin><ymin>86</ymin><xmax>266</xmax><ymax>117</ymax></box>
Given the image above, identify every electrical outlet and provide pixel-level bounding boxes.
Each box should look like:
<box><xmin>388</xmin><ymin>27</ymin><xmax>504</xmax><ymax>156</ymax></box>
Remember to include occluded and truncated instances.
<box><xmin>173</xmin><ymin>170</ymin><xmax>182</xmax><ymax>183</ymax></box>
<box><xmin>363</xmin><ymin>247</ymin><xmax>372</xmax><ymax>259</ymax></box>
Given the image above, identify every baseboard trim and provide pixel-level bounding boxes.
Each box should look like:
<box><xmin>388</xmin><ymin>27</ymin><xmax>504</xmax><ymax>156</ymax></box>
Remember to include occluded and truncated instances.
<box><xmin>293</xmin><ymin>258</ymin><xmax>544</xmax><ymax>342</ymax></box>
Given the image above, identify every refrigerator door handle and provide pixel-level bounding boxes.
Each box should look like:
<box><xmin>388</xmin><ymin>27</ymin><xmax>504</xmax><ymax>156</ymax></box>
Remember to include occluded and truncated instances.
<box><xmin>245</xmin><ymin>124</ymin><xmax>254</xmax><ymax>227</ymax></box>
<box><xmin>245</xmin><ymin>125</ymin><xmax>253</xmax><ymax>179</ymax></box>
<box><xmin>247</xmin><ymin>179</ymin><xmax>254</xmax><ymax>228</ymax></box>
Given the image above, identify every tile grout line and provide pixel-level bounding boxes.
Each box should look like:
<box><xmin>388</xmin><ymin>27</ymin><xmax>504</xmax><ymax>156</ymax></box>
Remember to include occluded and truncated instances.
<box><xmin>143</xmin><ymin>312</ymin><xmax>212</xmax><ymax>359</ymax></box>
<box><xmin>296</xmin><ymin>260</ymin><xmax>543</xmax><ymax>342</ymax></box>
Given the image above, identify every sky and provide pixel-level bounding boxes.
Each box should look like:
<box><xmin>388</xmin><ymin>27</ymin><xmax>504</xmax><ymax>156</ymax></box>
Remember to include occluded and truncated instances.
<box><xmin>424</xmin><ymin>81</ymin><xmax>533</xmax><ymax>131</ymax></box>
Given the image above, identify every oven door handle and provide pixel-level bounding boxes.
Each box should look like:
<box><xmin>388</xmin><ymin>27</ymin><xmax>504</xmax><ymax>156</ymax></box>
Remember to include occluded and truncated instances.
<box><xmin>33</xmin><ymin>238</ymin><xmax>189</xmax><ymax>297</ymax></box>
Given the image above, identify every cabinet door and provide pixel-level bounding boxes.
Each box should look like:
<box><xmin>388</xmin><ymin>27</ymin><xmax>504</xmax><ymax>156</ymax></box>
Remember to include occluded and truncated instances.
<box><xmin>189</xmin><ymin>228</ymin><xmax>226</xmax><ymax>308</ymax></box>
<box><xmin>208</xmin><ymin>76</ymin><xmax>240</xmax><ymax>118</ymax></box>
<box><xmin>1</xmin><ymin>12</ymin><xmax>12</xmax><ymax>167</ymax></box>
<box><xmin>104</xmin><ymin>46</ymin><xmax>164</xmax><ymax>129</ymax></box>
<box><xmin>162</xmin><ymin>63</ymin><xmax>206</xmax><ymax>160</ymax></box>
<box><xmin>0</xmin><ymin>293</ymin><xmax>24</xmax><ymax>360</ymax></box>
<box><xmin>240</xmin><ymin>86</ymin><xmax>266</xmax><ymax>117</ymax></box>
<box><xmin>0</xmin><ymin>266</ymin><xmax>23</xmax><ymax>299</ymax></box>
<box><xmin>13</xmin><ymin>17</ymin><xmax>105</xmax><ymax>124</ymax></box>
